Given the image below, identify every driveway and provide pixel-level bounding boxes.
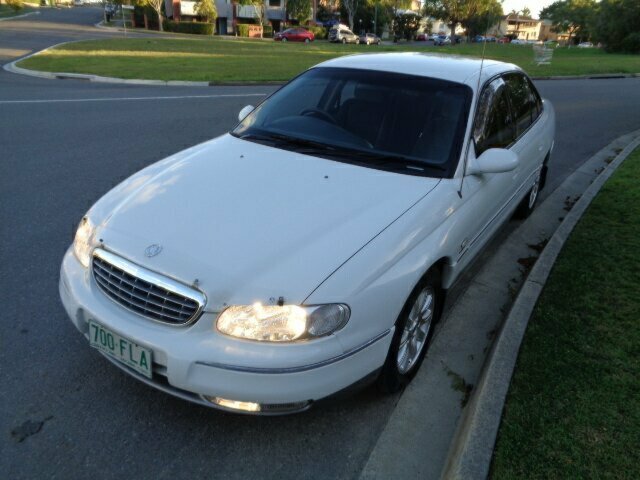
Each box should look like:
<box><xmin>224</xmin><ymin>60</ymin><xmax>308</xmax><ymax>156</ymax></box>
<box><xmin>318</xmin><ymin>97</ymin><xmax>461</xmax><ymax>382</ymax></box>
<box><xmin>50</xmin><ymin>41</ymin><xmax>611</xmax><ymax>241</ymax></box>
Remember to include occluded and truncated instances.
<box><xmin>1</xmin><ymin>10</ymin><xmax>639</xmax><ymax>480</ymax></box>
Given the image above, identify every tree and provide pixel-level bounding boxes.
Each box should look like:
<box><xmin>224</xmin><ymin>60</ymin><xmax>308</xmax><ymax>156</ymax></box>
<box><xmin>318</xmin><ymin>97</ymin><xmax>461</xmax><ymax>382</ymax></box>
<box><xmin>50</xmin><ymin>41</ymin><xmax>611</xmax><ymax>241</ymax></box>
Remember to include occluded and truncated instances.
<box><xmin>287</xmin><ymin>0</ymin><xmax>312</xmax><ymax>23</ymax></box>
<box><xmin>540</xmin><ymin>0</ymin><xmax>597</xmax><ymax>45</ymax></box>
<box><xmin>196</xmin><ymin>0</ymin><xmax>217</xmax><ymax>26</ymax></box>
<box><xmin>423</xmin><ymin>0</ymin><xmax>499</xmax><ymax>40</ymax></box>
<box><xmin>521</xmin><ymin>6</ymin><xmax>531</xmax><ymax>16</ymax></box>
<box><xmin>593</xmin><ymin>0</ymin><xmax>640</xmax><ymax>52</ymax></box>
<box><xmin>461</xmin><ymin>0</ymin><xmax>502</xmax><ymax>38</ymax></box>
<box><xmin>140</xmin><ymin>0</ymin><xmax>165</xmax><ymax>31</ymax></box>
<box><xmin>238</xmin><ymin>0</ymin><xmax>267</xmax><ymax>37</ymax></box>
<box><xmin>342</xmin><ymin>0</ymin><xmax>359</xmax><ymax>30</ymax></box>
<box><xmin>394</xmin><ymin>11</ymin><xmax>420</xmax><ymax>40</ymax></box>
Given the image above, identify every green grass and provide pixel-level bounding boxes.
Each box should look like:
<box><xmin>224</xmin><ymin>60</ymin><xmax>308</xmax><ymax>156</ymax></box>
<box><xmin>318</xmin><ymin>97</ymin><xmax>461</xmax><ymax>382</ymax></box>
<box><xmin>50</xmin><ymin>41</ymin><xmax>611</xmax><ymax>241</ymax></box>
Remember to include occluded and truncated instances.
<box><xmin>17</xmin><ymin>37</ymin><xmax>640</xmax><ymax>83</ymax></box>
<box><xmin>0</xmin><ymin>4</ymin><xmax>35</xmax><ymax>18</ymax></box>
<box><xmin>490</xmin><ymin>148</ymin><xmax>640</xmax><ymax>479</ymax></box>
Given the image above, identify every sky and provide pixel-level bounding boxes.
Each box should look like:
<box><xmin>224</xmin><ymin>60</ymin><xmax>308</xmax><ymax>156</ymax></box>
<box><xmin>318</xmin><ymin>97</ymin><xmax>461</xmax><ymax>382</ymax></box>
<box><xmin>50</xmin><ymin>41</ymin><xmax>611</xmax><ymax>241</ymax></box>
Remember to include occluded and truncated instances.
<box><xmin>500</xmin><ymin>0</ymin><xmax>556</xmax><ymax>18</ymax></box>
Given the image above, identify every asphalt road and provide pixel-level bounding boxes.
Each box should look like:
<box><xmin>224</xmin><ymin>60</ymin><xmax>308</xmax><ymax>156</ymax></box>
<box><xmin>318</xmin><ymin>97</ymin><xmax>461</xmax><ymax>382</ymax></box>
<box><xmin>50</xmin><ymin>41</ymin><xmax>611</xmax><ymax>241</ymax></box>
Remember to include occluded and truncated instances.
<box><xmin>1</xmin><ymin>10</ymin><xmax>639</xmax><ymax>480</ymax></box>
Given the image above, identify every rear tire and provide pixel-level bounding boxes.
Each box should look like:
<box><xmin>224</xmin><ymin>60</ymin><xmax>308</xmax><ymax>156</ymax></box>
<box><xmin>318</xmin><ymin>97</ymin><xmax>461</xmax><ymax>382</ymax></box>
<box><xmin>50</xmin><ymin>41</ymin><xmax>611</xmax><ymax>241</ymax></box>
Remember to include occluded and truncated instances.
<box><xmin>305</xmin><ymin>38</ymin><xmax>310</xmax><ymax>43</ymax></box>
<box><xmin>377</xmin><ymin>270</ymin><xmax>442</xmax><ymax>393</ymax></box>
<box><xmin>342</xmin><ymin>38</ymin><xmax>347</xmax><ymax>44</ymax></box>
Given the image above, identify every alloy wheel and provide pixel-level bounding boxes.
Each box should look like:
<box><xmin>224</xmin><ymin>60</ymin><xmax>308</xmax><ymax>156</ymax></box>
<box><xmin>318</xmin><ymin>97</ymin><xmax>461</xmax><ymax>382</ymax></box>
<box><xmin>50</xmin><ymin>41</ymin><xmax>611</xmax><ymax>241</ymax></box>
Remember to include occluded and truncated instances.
<box><xmin>396</xmin><ymin>286</ymin><xmax>435</xmax><ymax>374</ymax></box>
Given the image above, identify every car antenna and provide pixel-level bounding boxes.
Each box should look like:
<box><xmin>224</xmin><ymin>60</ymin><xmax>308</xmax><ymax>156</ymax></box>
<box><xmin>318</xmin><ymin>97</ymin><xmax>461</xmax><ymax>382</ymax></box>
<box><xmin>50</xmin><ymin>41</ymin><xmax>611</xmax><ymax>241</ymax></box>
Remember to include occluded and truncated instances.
<box><xmin>458</xmin><ymin>19</ymin><xmax>491</xmax><ymax>199</ymax></box>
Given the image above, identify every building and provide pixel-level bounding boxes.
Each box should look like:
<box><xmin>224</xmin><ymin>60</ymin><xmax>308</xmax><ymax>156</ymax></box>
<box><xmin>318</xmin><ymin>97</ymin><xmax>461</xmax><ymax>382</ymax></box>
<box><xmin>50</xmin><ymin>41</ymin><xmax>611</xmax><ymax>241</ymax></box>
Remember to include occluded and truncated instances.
<box><xmin>489</xmin><ymin>14</ymin><xmax>558</xmax><ymax>41</ymax></box>
<box><xmin>165</xmin><ymin>0</ymin><xmax>289</xmax><ymax>34</ymax></box>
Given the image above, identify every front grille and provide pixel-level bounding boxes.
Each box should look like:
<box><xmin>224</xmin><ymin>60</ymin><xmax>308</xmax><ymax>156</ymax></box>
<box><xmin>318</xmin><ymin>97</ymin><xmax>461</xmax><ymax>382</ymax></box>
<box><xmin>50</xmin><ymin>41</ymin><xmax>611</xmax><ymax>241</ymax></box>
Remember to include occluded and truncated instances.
<box><xmin>92</xmin><ymin>249</ymin><xmax>205</xmax><ymax>325</ymax></box>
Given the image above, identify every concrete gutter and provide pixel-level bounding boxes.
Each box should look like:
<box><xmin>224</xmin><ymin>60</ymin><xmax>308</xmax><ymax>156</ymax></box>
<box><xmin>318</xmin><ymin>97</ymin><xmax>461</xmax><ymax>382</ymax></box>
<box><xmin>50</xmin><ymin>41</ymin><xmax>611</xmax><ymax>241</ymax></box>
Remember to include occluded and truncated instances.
<box><xmin>442</xmin><ymin>131</ymin><xmax>640</xmax><ymax>480</ymax></box>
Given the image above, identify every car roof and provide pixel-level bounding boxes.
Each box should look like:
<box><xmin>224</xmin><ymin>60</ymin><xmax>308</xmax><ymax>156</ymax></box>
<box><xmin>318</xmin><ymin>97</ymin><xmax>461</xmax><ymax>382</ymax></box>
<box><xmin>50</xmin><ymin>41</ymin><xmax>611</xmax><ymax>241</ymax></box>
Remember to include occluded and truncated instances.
<box><xmin>316</xmin><ymin>53</ymin><xmax>520</xmax><ymax>89</ymax></box>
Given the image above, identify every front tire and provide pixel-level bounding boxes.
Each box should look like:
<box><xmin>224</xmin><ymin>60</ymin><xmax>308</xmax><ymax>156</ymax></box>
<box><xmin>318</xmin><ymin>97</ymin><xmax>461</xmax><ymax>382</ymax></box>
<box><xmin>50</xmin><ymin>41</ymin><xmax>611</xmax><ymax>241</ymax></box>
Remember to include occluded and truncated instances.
<box><xmin>342</xmin><ymin>38</ymin><xmax>347</xmax><ymax>44</ymax></box>
<box><xmin>378</xmin><ymin>270</ymin><xmax>442</xmax><ymax>393</ymax></box>
<box><xmin>305</xmin><ymin>38</ymin><xmax>310</xmax><ymax>43</ymax></box>
<box><xmin>282</xmin><ymin>37</ymin><xmax>287</xmax><ymax>42</ymax></box>
<box><xmin>515</xmin><ymin>167</ymin><xmax>542</xmax><ymax>219</ymax></box>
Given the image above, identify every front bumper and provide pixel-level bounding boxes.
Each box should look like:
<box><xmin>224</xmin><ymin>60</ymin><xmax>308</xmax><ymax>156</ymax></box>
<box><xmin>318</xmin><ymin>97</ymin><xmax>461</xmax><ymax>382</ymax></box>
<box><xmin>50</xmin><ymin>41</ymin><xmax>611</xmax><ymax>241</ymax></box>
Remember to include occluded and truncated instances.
<box><xmin>59</xmin><ymin>248</ymin><xmax>392</xmax><ymax>414</ymax></box>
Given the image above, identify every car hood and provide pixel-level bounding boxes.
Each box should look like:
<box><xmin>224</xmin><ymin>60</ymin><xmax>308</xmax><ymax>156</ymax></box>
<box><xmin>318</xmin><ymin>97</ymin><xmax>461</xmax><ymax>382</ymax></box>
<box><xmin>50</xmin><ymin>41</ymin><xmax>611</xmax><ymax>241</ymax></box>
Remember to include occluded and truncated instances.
<box><xmin>94</xmin><ymin>134</ymin><xmax>440</xmax><ymax>310</ymax></box>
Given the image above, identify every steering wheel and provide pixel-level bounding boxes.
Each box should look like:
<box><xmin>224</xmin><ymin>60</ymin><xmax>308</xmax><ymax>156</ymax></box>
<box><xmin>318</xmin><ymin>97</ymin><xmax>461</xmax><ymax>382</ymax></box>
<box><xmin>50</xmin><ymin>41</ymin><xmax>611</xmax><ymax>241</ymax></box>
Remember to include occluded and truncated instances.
<box><xmin>300</xmin><ymin>108</ymin><xmax>336</xmax><ymax>124</ymax></box>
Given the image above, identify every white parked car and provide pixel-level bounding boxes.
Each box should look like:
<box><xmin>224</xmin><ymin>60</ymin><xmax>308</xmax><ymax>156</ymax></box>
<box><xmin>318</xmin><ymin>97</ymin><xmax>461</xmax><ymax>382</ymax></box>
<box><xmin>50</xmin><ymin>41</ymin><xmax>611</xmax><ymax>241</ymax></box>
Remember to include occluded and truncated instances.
<box><xmin>60</xmin><ymin>53</ymin><xmax>555</xmax><ymax>414</ymax></box>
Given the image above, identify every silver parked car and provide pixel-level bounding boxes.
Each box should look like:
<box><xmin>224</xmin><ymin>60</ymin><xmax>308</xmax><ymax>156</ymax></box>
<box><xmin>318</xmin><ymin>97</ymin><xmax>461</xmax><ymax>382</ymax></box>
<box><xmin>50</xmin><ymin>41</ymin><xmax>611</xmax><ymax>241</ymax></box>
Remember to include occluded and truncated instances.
<box><xmin>359</xmin><ymin>33</ymin><xmax>381</xmax><ymax>45</ymax></box>
<box><xmin>329</xmin><ymin>26</ymin><xmax>359</xmax><ymax>44</ymax></box>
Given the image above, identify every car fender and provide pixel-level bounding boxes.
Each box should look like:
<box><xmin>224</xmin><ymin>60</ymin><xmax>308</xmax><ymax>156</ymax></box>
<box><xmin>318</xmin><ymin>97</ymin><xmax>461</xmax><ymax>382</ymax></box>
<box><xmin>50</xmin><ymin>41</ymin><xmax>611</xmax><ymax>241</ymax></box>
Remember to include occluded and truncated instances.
<box><xmin>305</xmin><ymin>179</ymin><xmax>463</xmax><ymax>353</ymax></box>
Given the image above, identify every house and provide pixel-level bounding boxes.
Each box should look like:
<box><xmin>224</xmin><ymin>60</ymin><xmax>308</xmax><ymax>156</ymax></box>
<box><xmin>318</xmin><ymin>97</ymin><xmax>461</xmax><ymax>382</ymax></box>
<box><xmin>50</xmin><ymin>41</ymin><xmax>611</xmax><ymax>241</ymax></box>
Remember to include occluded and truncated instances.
<box><xmin>164</xmin><ymin>0</ymin><xmax>289</xmax><ymax>34</ymax></box>
<box><xmin>488</xmin><ymin>14</ymin><xmax>558</xmax><ymax>41</ymax></box>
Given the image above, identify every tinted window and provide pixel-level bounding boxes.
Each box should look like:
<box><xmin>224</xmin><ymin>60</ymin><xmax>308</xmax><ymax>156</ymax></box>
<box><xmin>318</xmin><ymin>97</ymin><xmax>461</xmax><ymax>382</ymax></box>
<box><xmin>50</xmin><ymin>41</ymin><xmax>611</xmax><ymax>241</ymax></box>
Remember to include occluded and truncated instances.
<box><xmin>233</xmin><ymin>67</ymin><xmax>473</xmax><ymax>178</ymax></box>
<box><xmin>504</xmin><ymin>73</ymin><xmax>538</xmax><ymax>135</ymax></box>
<box><xmin>474</xmin><ymin>77</ymin><xmax>515</xmax><ymax>155</ymax></box>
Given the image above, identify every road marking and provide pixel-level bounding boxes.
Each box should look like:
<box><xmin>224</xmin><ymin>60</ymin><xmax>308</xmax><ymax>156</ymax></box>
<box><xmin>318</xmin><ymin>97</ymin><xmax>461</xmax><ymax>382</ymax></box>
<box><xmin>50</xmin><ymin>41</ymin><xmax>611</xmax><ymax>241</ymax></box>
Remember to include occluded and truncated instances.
<box><xmin>0</xmin><ymin>93</ymin><xmax>267</xmax><ymax>105</ymax></box>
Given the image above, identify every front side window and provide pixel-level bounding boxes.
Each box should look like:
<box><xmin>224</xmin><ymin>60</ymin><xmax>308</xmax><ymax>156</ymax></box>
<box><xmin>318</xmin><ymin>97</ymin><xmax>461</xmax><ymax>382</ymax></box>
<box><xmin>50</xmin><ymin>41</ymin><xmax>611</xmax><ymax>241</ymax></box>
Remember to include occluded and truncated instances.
<box><xmin>504</xmin><ymin>73</ymin><xmax>538</xmax><ymax>136</ymax></box>
<box><xmin>474</xmin><ymin>77</ymin><xmax>515</xmax><ymax>156</ymax></box>
<box><xmin>233</xmin><ymin>67</ymin><xmax>473</xmax><ymax>178</ymax></box>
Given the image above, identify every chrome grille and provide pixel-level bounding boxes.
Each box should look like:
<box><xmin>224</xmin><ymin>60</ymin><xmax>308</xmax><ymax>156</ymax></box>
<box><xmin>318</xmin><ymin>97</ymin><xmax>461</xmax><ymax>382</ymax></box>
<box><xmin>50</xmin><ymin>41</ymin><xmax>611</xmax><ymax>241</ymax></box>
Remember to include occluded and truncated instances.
<box><xmin>92</xmin><ymin>249</ymin><xmax>205</xmax><ymax>325</ymax></box>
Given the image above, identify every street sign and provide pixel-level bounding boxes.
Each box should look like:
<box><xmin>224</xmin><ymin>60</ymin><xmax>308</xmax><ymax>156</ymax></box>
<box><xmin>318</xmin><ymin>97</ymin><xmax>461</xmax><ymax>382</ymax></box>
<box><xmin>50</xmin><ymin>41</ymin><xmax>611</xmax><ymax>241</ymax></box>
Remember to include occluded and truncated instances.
<box><xmin>122</xmin><ymin>5</ymin><xmax>134</xmax><ymax>10</ymax></box>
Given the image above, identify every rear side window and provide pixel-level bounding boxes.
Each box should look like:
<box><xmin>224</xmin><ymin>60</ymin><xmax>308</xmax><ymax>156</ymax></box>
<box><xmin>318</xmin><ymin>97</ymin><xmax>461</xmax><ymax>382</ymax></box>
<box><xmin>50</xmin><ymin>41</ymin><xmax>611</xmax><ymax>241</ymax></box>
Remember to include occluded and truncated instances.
<box><xmin>474</xmin><ymin>77</ymin><xmax>515</xmax><ymax>156</ymax></box>
<box><xmin>504</xmin><ymin>73</ymin><xmax>539</xmax><ymax>136</ymax></box>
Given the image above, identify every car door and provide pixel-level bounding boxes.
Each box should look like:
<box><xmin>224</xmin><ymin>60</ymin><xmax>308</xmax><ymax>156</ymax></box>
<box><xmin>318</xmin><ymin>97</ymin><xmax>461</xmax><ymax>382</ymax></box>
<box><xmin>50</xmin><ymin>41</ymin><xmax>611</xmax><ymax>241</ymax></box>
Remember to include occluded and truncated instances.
<box><xmin>503</xmin><ymin>72</ymin><xmax>547</xmax><ymax>203</ymax></box>
<box><xmin>457</xmin><ymin>76</ymin><xmax>517</xmax><ymax>265</ymax></box>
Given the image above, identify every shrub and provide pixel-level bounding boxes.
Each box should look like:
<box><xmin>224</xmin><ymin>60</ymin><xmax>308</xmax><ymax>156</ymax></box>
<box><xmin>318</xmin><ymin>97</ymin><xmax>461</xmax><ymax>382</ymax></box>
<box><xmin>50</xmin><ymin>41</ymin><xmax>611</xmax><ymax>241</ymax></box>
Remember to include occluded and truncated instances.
<box><xmin>237</xmin><ymin>23</ymin><xmax>250</xmax><ymax>37</ymax></box>
<box><xmin>262</xmin><ymin>25</ymin><xmax>273</xmax><ymax>37</ymax></box>
<box><xmin>6</xmin><ymin>0</ymin><xmax>24</xmax><ymax>12</ymax></box>
<box><xmin>621</xmin><ymin>32</ymin><xmax>640</xmax><ymax>53</ymax></box>
<box><xmin>307</xmin><ymin>25</ymin><xmax>327</xmax><ymax>39</ymax></box>
<box><xmin>163</xmin><ymin>20</ymin><xmax>214</xmax><ymax>35</ymax></box>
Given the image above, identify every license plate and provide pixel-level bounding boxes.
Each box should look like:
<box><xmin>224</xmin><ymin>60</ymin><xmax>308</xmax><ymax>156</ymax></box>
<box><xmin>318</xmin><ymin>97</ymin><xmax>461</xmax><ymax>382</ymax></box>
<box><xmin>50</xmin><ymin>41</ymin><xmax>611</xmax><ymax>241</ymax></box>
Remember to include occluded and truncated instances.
<box><xmin>89</xmin><ymin>321</ymin><xmax>153</xmax><ymax>378</ymax></box>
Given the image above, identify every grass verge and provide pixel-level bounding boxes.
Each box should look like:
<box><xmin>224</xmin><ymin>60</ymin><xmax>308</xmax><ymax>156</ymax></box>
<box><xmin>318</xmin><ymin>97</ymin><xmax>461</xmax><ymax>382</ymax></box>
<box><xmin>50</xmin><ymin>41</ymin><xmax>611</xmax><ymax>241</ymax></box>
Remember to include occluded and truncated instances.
<box><xmin>490</xmin><ymin>147</ymin><xmax>640</xmax><ymax>478</ymax></box>
<box><xmin>0</xmin><ymin>4</ymin><xmax>36</xmax><ymax>18</ymax></box>
<box><xmin>17</xmin><ymin>37</ymin><xmax>640</xmax><ymax>83</ymax></box>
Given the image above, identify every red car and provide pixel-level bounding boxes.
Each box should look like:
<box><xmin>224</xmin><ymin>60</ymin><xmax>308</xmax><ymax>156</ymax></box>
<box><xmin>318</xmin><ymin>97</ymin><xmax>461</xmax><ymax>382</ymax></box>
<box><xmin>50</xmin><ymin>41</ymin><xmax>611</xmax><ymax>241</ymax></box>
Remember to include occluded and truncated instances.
<box><xmin>497</xmin><ymin>37</ymin><xmax>510</xmax><ymax>44</ymax></box>
<box><xmin>274</xmin><ymin>28</ymin><xmax>315</xmax><ymax>43</ymax></box>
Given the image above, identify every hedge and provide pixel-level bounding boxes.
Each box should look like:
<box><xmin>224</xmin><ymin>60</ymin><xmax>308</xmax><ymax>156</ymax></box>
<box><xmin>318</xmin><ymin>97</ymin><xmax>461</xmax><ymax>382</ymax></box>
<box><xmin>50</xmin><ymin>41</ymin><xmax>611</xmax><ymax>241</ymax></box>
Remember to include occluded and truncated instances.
<box><xmin>163</xmin><ymin>20</ymin><xmax>214</xmax><ymax>35</ymax></box>
<box><xmin>307</xmin><ymin>25</ymin><xmax>327</xmax><ymax>40</ymax></box>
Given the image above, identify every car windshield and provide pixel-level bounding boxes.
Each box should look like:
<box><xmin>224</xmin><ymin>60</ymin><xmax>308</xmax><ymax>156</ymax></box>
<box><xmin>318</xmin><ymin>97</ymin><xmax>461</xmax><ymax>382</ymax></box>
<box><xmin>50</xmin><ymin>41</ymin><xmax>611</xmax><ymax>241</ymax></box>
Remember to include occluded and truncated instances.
<box><xmin>232</xmin><ymin>67</ymin><xmax>472</xmax><ymax>177</ymax></box>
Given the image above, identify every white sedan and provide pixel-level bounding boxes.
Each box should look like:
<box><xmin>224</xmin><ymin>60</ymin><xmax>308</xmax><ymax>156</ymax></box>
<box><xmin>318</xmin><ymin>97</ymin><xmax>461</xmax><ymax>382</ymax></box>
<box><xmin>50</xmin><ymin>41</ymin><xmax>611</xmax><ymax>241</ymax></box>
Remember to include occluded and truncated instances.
<box><xmin>60</xmin><ymin>53</ymin><xmax>555</xmax><ymax>414</ymax></box>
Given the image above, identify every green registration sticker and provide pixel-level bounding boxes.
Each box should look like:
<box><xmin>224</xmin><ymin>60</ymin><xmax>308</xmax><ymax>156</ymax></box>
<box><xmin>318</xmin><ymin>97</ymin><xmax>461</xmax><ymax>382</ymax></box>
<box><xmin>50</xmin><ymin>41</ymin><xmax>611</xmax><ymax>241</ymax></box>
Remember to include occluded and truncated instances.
<box><xmin>89</xmin><ymin>321</ymin><xmax>153</xmax><ymax>378</ymax></box>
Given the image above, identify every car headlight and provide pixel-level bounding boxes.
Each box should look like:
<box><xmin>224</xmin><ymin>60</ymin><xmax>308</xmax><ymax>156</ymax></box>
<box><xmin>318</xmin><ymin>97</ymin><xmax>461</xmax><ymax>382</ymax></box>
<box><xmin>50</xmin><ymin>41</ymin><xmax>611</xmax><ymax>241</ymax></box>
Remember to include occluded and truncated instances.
<box><xmin>216</xmin><ymin>303</ymin><xmax>350</xmax><ymax>342</ymax></box>
<box><xmin>73</xmin><ymin>216</ymin><xmax>95</xmax><ymax>268</ymax></box>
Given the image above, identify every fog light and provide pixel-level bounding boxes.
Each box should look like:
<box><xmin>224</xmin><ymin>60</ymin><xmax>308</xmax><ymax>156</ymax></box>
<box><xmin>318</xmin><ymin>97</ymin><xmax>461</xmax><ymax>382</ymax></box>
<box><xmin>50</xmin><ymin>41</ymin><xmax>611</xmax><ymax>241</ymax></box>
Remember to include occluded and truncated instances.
<box><xmin>207</xmin><ymin>396</ymin><xmax>261</xmax><ymax>412</ymax></box>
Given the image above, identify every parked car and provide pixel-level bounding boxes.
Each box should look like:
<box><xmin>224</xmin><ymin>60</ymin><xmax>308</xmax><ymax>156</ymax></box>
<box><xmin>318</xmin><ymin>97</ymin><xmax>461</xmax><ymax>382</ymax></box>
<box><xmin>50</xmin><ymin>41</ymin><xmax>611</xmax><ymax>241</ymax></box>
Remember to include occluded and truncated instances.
<box><xmin>484</xmin><ymin>36</ymin><xmax>497</xmax><ymax>42</ymax></box>
<box><xmin>359</xmin><ymin>33</ymin><xmax>381</xmax><ymax>45</ymax></box>
<box><xmin>329</xmin><ymin>25</ymin><xmax>359</xmax><ymax>44</ymax></box>
<box><xmin>497</xmin><ymin>37</ymin><xmax>510</xmax><ymax>44</ymax></box>
<box><xmin>60</xmin><ymin>54</ymin><xmax>555</xmax><ymax>415</ymax></box>
<box><xmin>274</xmin><ymin>28</ymin><xmax>315</xmax><ymax>43</ymax></box>
<box><xmin>510</xmin><ymin>38</ymin><xmax>525</xmax><ymax>45</ymax></box>
<box><xmin>416</xmin><ymin>33</ymin><xmax>428</xmax><ymax>41</ymax></box>
<box><xmin>472</xmin><ymin>35</ymin><xmax>485</xmax><ymax>43</ymax></box>
<box><xmin>578</xmin><ymin>41</ymin><xmax>594</xmax><ymax>48</ymax></box>
<box><xmin>434</xmin><ymin>35</ymin><xmax>452</xmax><ymax>46</ymax></box>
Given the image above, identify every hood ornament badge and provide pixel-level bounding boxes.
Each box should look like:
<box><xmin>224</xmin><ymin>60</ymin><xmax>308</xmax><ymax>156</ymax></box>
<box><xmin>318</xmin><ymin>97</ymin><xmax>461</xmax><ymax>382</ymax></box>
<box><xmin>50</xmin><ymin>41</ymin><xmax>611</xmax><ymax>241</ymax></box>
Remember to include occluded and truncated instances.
<box><xmin>144</xmin><ymin>244</ymin><xmax>163</xmax><ymax>258</ymax></box>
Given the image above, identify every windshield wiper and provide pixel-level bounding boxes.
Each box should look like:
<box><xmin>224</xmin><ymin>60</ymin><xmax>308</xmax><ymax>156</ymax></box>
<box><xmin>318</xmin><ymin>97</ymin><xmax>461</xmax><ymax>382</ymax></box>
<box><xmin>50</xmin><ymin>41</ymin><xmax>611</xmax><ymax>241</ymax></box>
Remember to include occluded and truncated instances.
<box><xmin>238</xmin><ymin>132</ymin><xmax>445</xmax><ymax>173</ymax></box>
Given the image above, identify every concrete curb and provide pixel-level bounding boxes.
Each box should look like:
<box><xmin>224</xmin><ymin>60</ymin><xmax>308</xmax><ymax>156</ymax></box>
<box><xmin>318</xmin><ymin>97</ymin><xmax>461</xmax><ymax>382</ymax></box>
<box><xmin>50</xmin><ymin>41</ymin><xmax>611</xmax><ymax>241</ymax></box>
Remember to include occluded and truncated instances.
<box><xmin>442</xmin><ymin>133</ymin><xmax>640</xmax><ymax>480</ymax></box>
<box><xmin>0</xmin><ymin>10</ymin><xmax>40</xmax><ymax>22</ymax></box>
<box><xmin>2</xmin><ymin>41</ymin><xmax>286</xmax><ymax>87</ymax></box>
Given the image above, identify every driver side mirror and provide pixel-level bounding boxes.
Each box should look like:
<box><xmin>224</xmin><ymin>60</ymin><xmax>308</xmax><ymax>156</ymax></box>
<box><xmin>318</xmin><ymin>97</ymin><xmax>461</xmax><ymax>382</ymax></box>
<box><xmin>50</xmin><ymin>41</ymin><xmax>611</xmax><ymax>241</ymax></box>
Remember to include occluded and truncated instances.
<box><xmin>238</xmin><ymin>105</ymin><xmax>255</xmax><ymax>122</ymax></box>
<box><xmin>467</xmin><ymin>148</ymin><xmax>519</xmax><ymax>175</ymax></box>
